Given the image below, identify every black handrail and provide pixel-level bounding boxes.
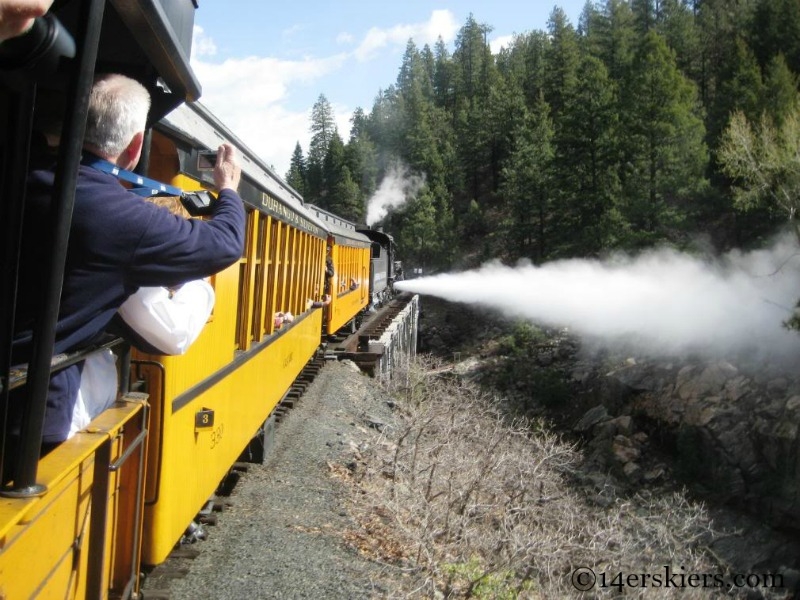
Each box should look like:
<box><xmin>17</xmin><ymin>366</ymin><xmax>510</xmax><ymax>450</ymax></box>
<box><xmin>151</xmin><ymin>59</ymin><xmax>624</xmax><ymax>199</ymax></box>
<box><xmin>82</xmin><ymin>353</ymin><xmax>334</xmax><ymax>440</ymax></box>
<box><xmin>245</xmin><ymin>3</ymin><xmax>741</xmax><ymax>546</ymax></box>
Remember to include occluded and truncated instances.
<box><xmin>3</xmin><ymin>0</ymin><xmax>106</xmax><ymax>497</ymax></box>
<box><xmin>0</xmin><ymin>82</ymin><xmax>36</xmax><ymax>484</ymax></box>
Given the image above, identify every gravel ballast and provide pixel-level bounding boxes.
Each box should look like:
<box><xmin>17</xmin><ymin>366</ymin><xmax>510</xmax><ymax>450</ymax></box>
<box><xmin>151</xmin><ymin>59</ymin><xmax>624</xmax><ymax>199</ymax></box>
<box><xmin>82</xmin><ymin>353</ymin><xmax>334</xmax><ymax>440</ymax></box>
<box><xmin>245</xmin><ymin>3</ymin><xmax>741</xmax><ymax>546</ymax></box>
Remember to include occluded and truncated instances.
<box><xmin>141</xmin><ymin>359</ymin><xmax>397</xmax><ymax>599</ymax></box>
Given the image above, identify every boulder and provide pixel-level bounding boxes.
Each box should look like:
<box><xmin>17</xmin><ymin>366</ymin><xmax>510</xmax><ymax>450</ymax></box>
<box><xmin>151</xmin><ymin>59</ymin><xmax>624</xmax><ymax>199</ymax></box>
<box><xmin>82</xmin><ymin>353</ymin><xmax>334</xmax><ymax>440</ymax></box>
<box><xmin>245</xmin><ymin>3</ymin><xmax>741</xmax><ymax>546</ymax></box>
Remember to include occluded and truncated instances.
<box><xmin>605</xmin><ymin>356</ymin><xmax>800</xmax><ymax>532</ymax></box>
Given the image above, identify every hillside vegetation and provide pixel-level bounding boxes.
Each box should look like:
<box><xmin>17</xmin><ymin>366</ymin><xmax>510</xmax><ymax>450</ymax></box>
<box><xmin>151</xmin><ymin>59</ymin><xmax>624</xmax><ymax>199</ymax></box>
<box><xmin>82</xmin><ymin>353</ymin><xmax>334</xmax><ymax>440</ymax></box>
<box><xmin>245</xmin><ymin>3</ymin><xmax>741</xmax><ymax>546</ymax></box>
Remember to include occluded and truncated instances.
<box><xmin>342</xmin><ymin>357</ymin><xmax>790</xmax><ymax>599</ymax></box>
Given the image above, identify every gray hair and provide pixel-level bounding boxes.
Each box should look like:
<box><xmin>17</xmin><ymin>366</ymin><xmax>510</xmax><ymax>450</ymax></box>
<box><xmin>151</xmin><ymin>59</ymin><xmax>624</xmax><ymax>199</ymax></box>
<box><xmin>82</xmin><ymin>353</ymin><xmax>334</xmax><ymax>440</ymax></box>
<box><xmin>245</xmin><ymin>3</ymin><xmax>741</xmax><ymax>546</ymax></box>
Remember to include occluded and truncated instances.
<box><xmin>84</xmin><ymin>73</ymin><xmax>151</xmax><ymax>157</ymax></box>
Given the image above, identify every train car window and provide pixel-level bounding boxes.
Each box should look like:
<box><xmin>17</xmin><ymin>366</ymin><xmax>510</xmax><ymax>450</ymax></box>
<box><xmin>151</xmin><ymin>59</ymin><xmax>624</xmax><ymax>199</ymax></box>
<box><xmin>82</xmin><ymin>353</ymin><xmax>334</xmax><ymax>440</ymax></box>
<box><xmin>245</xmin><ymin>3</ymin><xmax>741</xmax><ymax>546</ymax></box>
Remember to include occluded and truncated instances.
<box><xmin>295</xmin><ymin>232</ymin><xmax>304</xmax><ymax>315</ymax></box>
<box><xmin>275</xmin><ymin>222</ymin><xmax>288</xmax><ymax>328</ymax></box>
<box><xmin>265</xmin><ymin>218</ymin><xmax>280</xmax><ymax>335</ymax></box>
<box><xmin>338</xmin><ymin>247</ymin><xmax>347</xmax><ymax>294</ymax></box>
<box><xmin>235</xmin><ymin>208</ymin><xmax>257</xmax><ymax>351</ymax></box>
<box><xmin>296</xmin><ymin>231</ymin><xmax>304</xmax><ymax>315</ymax></box>
<box><xmin>309</xmin><ymin>236</ymin><xmax>320</xmax><ymax>307</ymax></box>
<box><xmin>300</xmin><ymin>233</ymin><xmax>312</xmax><ymax>312</ymax></box>
<box><xmin>290</xmin><ymin>230</ymin><xmax>300</xmax><ymax>316</ymax></box>
<box><xmin>339</xmin><ymin>247</ymin><xmax>345</xmax><ymax>294</ymax></box>
<box><xmin>343</xmin><ymin>246</ymin><xmax>355</xmax><ymax>294</ymax></box>
<box><xmin>342</xmin><ymin>247</ymin><xmax>347</xmax><ymax>293</ymax></box>
<box><xmin>302</xmin><ymin>234</ymin><xmax>312</xmax><ymax>312</ymax></box>
<box><xmin>316</xmin><ymin>238</ymin><xmax>325</xmax><ymax>303</ymax></box>
<box><xmin>286</xmin><ymin>226</ymin><xmax>296</xmax><ymax>315</ymax></box>
<box><xmin>298</xmin><ymin>234</ymin><xmax>312</xmax><ymax>312</ymax></box>
<box><xmin>293</xmin><ymin>229</ymin><xmax>303</xmax><ymax>315</ymax></box>
<box><xmin>283</xmin><ymin>224</ymin><xmax>292</xmax><ymax>314</ymax></box>
<box><xmin>295</xmin><ymin>231</ymin><xmax>304</xmax><ymax>315</ymax></box>
<box><xmin>345</xmin><ymin>247</ymin><xmax>351</xmax><ymax>292</ymax></box>
<box><xmin>291</xmin><ymin>227</ymin><xmax>298</xmax><ymax>313</ymax></box>
<box><xmin>251</xmin><ymin>213</ymin><xmax>270</xmax><ymax>342</ymax></box>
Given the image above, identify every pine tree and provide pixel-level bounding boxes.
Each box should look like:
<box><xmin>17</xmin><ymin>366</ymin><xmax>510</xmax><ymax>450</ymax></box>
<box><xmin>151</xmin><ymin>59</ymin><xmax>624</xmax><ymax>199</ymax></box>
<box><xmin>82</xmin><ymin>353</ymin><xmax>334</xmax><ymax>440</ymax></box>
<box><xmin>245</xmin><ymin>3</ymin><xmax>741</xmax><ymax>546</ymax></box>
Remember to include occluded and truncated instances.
<box><xmin>619</xmin><ymin>30</ymin><xmax>708</xmax><ymax>245</ymax></box>
<box><xmin>330</xmin><ymin>167</ymin><xmax>363</xmax><ymax>223</ymax></box>
<box><xmin>631</xmin><ymin>0</ymin><xmax>656</xmax><ymax>35</ymax></box>
<box><xmin>657</xmin><ymin>0</ymin><xmax>701</xmax><ymax>80</ymax></box>
<box><xmin>451</xmin><ymin>14</ymin><xmax>497</xmax><ymax>221</ymax></box>
<box><xmin>279</xmin><ymin>3</ymin><xmax>800</xmax><ymax>265</ymax></box>
<box><xmin>420</xmin><ymin>44</ymin><xmax>437</xmax><ymax>102</ymax></box>
<box><xmin>495</xmin><ymin>31</ymin><xmax>545</xmax><ymax>109</ymax></box>
<box><xmin>708</xmin><ymin>37</ymin><xmax>763</xmax><ymax>148</ymax></box>
<box><xmin>584</xmin><ymin>0</ymin><xmax>636</xmax><ymax>85</ymax></box>
<box><xmin>749</xmin><ymin>0</ymin><xmax>800</xmax><ymax>75</ymax></box>
<box><xmin>500</xmin><ymin>94</ymin><xmax>555</xmax><ymax>262</ymax></box>
<box><xmin>695</xmin><ymin>0</ymin><xmax>754</xmax><ymax>116</ymax></box>
<box><xmin>543</xmin><ymin>7</ymin><xmax>581</xmax><ymax>119</ymax></box>
<box><xmin>558</xmin><ymin>54</ymin><xmax>624</xmax><ymax>255</ymax></box>
<box><xmin>366</xmin><ymin>86</ymin><xmax>404</xmax><ymax>163</ymax></box>
<box><xmin>346</xmin><ymin>110</ymin><xmax>378</xmax><ymax>201</ymax></box>
<box><xmin>396</xmin><ymin>189</ymin><xmax>441</xmax><ymax>270</ymax></box>
<box><xmin>306</xmin><ymin>94</ymin><xmax>336</xmax><ymax>202</ymax></box>
<box><xmin>349</xmin><ymin>107</ymin><xmax>369</xmax><ymax>141</ymax></box>
<box><xmin>324</xmin><ymin>131</ymin><xmax>363</xmax><ymax>222</ymax></box>
<box><xmin>452</xmin><ymin>14</ymin><xmax>495</xmax><ymax>103</ymax></box>
<box><xmin>761</xmin><ymin>53</ymin><xmax>800</xmax><ymax>127</ymax></box>
<box><xmin>433</xmin><ymin>37</ymin><xmax>454</xmax><ymax>111</ymax></box>
<box><xmin>285</xmin><ymin>142</ymin><xmax>307</xmax><ymax>196</ymax></box>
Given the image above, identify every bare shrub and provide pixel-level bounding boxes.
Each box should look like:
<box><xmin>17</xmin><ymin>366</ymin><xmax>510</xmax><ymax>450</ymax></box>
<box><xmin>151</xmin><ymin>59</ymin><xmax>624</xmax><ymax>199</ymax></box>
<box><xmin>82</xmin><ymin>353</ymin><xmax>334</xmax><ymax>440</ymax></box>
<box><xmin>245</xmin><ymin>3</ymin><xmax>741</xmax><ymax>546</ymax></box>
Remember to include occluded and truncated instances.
<box><xmin>343</xmin><ymin>357</ymin><xmax>784</xmax><ymax>599</ymax></box>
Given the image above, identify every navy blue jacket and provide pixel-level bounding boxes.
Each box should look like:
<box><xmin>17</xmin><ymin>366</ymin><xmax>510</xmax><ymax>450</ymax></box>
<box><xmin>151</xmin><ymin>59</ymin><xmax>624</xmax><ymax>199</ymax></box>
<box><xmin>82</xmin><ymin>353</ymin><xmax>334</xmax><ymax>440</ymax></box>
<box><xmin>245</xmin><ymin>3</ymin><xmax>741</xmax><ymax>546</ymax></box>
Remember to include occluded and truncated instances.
<box><xmin>12</xmin><ymin>161</ymin><xmax>245</xmax><ymax>443</ymax></box>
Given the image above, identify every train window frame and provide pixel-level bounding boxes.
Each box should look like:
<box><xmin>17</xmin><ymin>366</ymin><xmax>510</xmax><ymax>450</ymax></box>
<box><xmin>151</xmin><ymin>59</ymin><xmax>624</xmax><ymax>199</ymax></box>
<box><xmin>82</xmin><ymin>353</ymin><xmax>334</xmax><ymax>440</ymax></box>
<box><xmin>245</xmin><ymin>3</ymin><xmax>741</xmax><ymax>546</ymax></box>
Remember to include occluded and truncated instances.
<box><xmin>234</xmin><ymin>208</ymin><xmax>258</xmax><ymax>352</ymax></box>
<box><xmin>268</xmin><ymin>220</ymin><xmax>285</xmax><ymax>335</ymax></box>
<box><xmin>251</xmin><ymin>212</ymin><xmax>270</xmax><ymax>342</ymax></box>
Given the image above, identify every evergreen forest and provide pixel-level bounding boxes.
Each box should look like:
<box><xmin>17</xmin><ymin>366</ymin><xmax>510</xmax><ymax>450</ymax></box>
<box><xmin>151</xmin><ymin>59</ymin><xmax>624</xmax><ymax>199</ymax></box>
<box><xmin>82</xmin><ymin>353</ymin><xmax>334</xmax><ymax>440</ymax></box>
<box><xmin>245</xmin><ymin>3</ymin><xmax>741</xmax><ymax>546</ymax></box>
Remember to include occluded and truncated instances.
<box><xmin>284</xmin><ymin>0</ymin><xmax>800</xmax><ymax>273</ymax></box>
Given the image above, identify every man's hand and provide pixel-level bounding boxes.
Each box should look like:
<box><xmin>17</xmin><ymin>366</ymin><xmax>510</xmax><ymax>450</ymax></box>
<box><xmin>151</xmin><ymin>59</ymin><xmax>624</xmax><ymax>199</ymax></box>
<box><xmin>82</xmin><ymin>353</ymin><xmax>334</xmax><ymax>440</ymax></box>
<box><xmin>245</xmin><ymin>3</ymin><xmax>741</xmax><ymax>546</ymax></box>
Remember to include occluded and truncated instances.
<box><xmin>213</xmin><ymin>142</ymin><xmax>241</xmax><ymax>192</ymax></box>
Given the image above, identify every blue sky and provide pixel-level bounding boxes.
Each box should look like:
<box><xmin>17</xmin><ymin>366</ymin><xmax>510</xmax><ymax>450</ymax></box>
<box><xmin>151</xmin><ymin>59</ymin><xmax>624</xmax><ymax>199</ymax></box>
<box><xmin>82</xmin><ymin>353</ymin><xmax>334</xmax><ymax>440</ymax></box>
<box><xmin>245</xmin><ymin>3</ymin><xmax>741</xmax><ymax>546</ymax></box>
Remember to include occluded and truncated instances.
<box><xmin>190</xmin><ymin>1</ymin><xmax>586</xmax><ymax>176</ymax></box>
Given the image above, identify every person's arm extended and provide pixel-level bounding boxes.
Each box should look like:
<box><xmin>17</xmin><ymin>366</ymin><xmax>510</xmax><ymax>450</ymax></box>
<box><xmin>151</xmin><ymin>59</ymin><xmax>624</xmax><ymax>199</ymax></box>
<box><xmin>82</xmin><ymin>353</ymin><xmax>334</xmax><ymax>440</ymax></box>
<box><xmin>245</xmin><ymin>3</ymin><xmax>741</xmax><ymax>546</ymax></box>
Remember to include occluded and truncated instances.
<box><xmin>127</xmin><ymin>142</ymin><xmax>245</xmax><ymax>287</ymax></box>
<box><xmin>127</xmin><ymin>188</ymin><xmax>245</xmax><ymax>287</ymax></box>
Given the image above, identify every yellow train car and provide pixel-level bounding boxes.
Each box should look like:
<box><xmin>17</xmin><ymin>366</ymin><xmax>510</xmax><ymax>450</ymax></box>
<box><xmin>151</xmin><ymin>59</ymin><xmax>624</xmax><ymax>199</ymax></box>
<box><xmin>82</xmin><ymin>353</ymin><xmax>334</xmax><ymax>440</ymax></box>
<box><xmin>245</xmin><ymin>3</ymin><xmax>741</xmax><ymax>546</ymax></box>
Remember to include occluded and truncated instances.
<box><xmin>306</xmin><ymin>205</ymin><xmax>373</xmax><ymax>336</ymax></box>
<box><xmin>136</xmin><ymin>102</ymin><xmax>330</xmax><ymax>565</ymax></box>
<box><xmin>0</xmin><ymin>2</ymin><xmax>202</xmax><ymax>598</ymax></box>
<box><xmin>0</xmin><ymin>2</ymin><xmax>399</xmax><ymax>594</ymax></box>
<box><xmin>0</xmin><ymin>387</ymin><xmax>148</xmax><ymax>599</ymax></box>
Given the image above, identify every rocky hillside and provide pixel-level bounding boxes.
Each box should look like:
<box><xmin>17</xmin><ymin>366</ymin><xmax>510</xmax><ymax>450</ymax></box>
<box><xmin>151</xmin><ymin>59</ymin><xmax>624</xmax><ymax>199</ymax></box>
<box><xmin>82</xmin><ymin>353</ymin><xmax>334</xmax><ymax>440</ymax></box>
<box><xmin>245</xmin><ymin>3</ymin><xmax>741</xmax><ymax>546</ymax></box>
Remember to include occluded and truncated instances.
<box><xmin>417</xmin><ymin>296</ymin><xmax>800</xmax><ymax>581</ymax></box>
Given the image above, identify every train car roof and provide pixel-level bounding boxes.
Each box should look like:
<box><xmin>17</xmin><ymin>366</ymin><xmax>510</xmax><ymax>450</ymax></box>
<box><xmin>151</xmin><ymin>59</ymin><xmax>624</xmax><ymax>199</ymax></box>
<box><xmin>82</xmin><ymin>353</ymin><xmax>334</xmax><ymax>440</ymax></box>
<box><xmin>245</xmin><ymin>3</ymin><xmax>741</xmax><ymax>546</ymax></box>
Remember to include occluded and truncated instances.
<box><xmin>17</xmin><ymin>0</ymin><xmax>203</xmax><ymax>122</ymax></box>
<box><xmin>107</xmin><ymin>0</ymin><xmax>201</xmax><ymax>118</ymax></box>
<box><xmin>305</xmin><ymin>205</ymin><xmax>371</xmax><ymax>248</ymax></box>
<box><xmin>357</xmin><ymin>227</ymin><xmax>394</xmax><ymax>247</ymax></box>
<box><xmin>157</xmin><ymin>101</ymin><xmax>329</xmax><ymax>238</ymax></box>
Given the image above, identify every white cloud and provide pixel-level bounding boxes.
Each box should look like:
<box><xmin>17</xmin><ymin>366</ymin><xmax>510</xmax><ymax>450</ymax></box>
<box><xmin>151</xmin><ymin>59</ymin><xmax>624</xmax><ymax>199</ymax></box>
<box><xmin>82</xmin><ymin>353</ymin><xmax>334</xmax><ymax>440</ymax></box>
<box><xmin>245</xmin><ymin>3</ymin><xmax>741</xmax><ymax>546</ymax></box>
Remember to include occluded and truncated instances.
<box><xmin>489</xmin><ymin>34</ymin><xmax>514</xmax><ymax>54</ymax></box>
<box><xmin>282</xmin><ymin>23</ymin><xmax>306</xmax><ymax>39</ymax></box>
<box><xmin>190</xmin><ymin>53</ymin><xmax>348</xmax><ymax>175</ymax></box>
<box><xmin>336</xmin><ymin>31</ymin><xmax>354</xmax><ymax>45</ymax></box>
<box><xmin>188</xmin><ymin>10</ymin><xmax>459</xmax><ymax>177</ymax></box>
<box><xmin>330</xmin><ymin>101</ymin><xmax>355</xmax><ymax>141</ymax></box>
<box><xmin>354</xmin><ymin>9</ymin><xmax>458</xmax><ymax>61</ymax></box>
<box><xmin>191</xmin><ymin>25</ymin><xmax>217</xmax><ymax>59</ymax></box>
<box><xmin>193</xmin><ymin>53</ymin><xmax>346</xmax><ymax>105</ymax></box>
<box><xmin>424</xmin><ymin>9</ymin><xmax>460</xmax><ymax>44</ymax></box>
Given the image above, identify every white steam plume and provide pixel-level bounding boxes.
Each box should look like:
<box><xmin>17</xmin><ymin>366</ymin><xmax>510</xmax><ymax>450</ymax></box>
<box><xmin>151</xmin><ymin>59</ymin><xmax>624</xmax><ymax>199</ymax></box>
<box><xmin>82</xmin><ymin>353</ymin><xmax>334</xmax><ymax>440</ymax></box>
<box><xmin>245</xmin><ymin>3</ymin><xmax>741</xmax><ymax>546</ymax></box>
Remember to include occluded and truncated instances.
<box><xmin>396</xmin><ymin>233</ymin><xmax>800</xmax><ymax>357</ymax></box>
<box><xmin>366</xmin><ymin>164</ymin><xmax>425</xmax><ymax>226</ymax></box>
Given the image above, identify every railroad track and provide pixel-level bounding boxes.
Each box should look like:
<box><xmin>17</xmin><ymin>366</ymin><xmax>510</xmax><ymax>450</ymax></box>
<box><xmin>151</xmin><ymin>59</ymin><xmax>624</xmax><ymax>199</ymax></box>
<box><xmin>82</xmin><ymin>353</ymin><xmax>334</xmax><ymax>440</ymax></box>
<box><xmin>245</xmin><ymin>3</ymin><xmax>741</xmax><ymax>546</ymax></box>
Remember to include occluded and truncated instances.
<box><xmin>325</xmin><ymin>292</ymin><xmax>416</xmax><ymax>374</ymax></box>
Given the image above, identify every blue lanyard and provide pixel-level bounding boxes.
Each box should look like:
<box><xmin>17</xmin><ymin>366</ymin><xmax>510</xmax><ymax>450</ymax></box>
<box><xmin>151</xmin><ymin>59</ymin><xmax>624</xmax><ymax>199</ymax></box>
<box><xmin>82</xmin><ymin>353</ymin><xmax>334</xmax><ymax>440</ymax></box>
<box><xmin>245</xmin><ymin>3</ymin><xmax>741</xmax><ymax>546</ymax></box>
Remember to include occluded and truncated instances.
<box><xmin>82</xmin><ymin>155</ymin><xmax>184</xmax><ymax>197</ymax></box>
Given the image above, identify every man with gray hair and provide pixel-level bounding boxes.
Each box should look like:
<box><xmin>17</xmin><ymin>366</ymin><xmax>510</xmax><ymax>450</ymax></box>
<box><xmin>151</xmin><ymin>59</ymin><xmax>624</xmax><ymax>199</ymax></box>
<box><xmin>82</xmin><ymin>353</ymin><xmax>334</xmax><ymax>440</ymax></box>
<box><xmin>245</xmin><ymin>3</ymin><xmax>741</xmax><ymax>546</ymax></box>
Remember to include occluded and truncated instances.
<box><xmin>83</xmin><ymin>72</ymin><xmax>152</xmax><ymax>168</ymax></box>
<box><xmin>11</xmin><ymin>73</ymin><xmax>245</xmax><ymax>449</ymax></box>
